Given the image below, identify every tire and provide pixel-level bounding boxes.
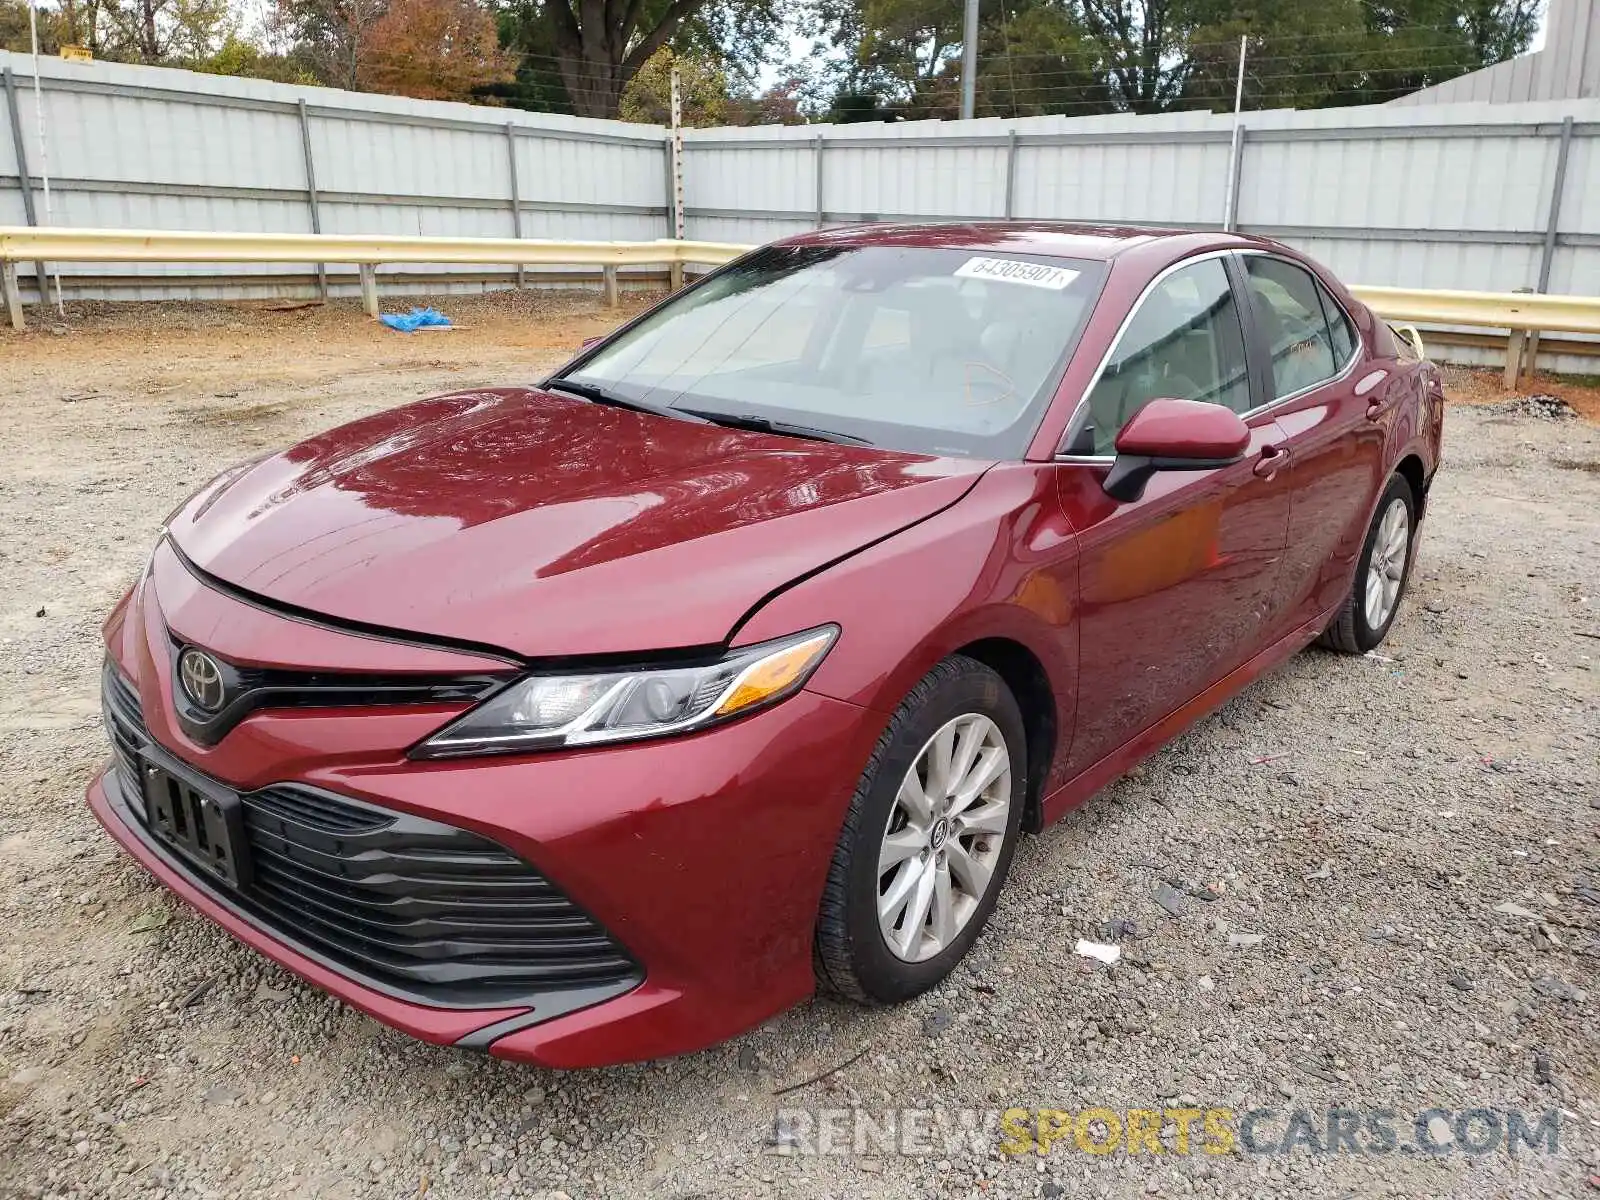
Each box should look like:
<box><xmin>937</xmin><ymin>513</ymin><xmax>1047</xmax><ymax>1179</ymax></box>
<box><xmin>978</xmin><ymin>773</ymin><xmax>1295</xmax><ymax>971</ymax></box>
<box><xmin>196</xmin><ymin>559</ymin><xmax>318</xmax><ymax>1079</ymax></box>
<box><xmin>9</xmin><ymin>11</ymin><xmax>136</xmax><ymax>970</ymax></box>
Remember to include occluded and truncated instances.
<box><xmin>814</xmin><ymin>655</ymin><xmax>1027</xmax><ymax>1004</ymax></box>
<box><xmin>1318</xmin><ymin>473</ymin><xmax>1416</xmax><ymax>655</ymax></box>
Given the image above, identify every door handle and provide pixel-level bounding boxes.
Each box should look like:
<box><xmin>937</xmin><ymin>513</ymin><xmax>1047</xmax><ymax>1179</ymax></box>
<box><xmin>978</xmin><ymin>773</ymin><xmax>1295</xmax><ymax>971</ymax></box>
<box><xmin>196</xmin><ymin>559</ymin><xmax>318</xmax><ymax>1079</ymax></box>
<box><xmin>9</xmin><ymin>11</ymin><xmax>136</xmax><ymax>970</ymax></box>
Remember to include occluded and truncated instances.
<box><xmin>1253</xmin><ymin>444</ymin><xmax>1290</xmax><ymax>479</ymax></box>
<box><xmin>1366</xmin><ymin>398</ymin><xmax>1390</xmax><ymax>421</ymax></box>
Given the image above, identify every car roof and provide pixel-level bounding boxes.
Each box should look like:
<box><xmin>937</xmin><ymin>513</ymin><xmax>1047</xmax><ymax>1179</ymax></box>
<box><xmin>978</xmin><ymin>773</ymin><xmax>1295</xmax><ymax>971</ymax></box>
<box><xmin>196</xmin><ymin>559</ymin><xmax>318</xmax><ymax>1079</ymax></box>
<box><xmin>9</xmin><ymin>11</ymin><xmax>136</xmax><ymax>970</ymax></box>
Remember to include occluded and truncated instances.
<box><xmin>775</xmin><ymin>220</ymin><xmax>1249</xmax><ymax>262</ymax></box>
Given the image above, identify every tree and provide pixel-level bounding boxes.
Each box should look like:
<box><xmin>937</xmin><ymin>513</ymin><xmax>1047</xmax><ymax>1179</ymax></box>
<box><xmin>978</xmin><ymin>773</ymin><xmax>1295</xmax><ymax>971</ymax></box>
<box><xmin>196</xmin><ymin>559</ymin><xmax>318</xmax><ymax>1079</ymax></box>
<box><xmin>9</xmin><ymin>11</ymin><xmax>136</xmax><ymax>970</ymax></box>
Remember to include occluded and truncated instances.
<box><xmin>724</xmin><ymin>77</ymin><xmax>808</xmax><ymax>124</ymax></box>
<box><xmin>92</xmin><ymin>0</ymin><xmax>232</xmax><ymax>61</ymax></box>
<box><xmin>1</xmin><ymin>0</ymin><xmax>66</xmax><ymax>53</ymax></box>
<box><xmin>1073</xmin><ymin>0</ymin><xmax>1200</xmax><ymax>112</ymax></box>
<box><xmin>270</xmin><ymin>0</ymin><xmax>389</xmax><ymax>88</ymax></box>
<box><xmin>619</xmin><ymin>47</ymin><xmax>728</xmax><ymax>123</ymax></box>
<box><xmin>964</xmin><ymin>1</ymin><xmax>1113</xmax><ymax>118</ymax></box>
<box><xmin>495</xmin><ymin>0</ymin><xmax>783</xmax><ymax>120</ymax></box>
<box><xmin>812</xmin><ymin>0</ymin><xmax>963</xmax><ymax>113</ymax></box>
<box><xmin>1354</xmin><ymin>0</ymin><xmax>1540</xmax><ymax>102</ymax></box>
<box><xmin>1179</xmin><ymin>0</ymin><xmax>1371</xmax><ymax>112</ymax></box>
<box><xmin>807</xmin><ymin>0</ymin><xmax>1111</xmax><ymax>120</ymax></box>
<box><xmin>826</xmin><ymin>85</ymin><xmax>898</xmax><ymax>119</ymax></box>
<box><xmin>480</xmin><ymin>0</ymin><xmax>573</xmax><ymax>109</ymax></box>
<box><xmin>190</xmin><ymin>34</ymin><xmax>321</xmax><ymax>83</ymax></box>
<box><xmin>358</xmin><ymin>0</ymin><xmax>514</xmax><ymax>99</ymax></box>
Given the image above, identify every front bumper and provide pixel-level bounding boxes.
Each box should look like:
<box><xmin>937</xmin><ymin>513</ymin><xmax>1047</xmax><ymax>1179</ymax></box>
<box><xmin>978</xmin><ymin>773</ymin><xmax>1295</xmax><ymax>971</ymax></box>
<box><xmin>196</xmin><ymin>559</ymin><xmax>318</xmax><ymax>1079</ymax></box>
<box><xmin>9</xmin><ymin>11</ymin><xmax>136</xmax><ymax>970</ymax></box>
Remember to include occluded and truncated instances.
<box><xmin>92</xmin><ymin>546</ymin><xmax>884</xmax><ymax>1066</ymax></box>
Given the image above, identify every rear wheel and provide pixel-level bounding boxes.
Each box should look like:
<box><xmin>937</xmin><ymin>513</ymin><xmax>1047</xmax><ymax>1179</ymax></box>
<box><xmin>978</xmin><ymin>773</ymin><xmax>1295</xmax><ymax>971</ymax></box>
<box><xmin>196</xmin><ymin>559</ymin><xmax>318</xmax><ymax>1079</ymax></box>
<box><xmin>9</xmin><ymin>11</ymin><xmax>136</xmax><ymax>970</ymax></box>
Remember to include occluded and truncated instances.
<box><xmin>1319</xmin><ymin>473</ymin><xmax>1415</xmax><ymax>654</ymax></box>
<box><xmin>814</xmin><ymin>656</ymin><xmax>1026</xmax><ymax>1004</ymax></box>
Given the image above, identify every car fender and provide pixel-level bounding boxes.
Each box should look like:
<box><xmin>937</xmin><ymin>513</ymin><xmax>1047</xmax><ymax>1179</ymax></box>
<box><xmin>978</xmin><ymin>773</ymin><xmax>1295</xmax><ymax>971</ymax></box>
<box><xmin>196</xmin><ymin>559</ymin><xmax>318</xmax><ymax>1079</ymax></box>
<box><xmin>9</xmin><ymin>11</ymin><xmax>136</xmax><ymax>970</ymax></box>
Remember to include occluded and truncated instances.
<box><xmin>731</xmin><ymin>464</ymin><xmax>1080</xmax><ymax>795</ymax></box>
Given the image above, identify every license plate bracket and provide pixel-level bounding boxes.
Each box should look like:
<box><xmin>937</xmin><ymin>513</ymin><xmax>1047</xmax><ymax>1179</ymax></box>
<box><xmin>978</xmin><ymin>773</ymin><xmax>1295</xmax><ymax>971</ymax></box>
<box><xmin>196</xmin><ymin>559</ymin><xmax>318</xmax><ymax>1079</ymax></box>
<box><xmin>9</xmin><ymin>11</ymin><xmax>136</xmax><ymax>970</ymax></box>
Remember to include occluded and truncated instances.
<box><xmin>142</xmin><ymin>763</ymin><xmax>251</xmax><ymax>890</ymax></box>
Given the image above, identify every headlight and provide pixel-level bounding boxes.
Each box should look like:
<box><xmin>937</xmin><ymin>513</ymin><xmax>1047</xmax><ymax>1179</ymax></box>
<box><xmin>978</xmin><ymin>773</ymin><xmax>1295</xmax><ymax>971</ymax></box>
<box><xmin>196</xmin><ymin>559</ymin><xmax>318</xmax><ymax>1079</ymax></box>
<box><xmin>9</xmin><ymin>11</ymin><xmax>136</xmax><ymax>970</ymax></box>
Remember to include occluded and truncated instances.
<box><xmin>412</xmin><ymin>626</ymin><xmax>838</xmax><ymax>758</ymax></box>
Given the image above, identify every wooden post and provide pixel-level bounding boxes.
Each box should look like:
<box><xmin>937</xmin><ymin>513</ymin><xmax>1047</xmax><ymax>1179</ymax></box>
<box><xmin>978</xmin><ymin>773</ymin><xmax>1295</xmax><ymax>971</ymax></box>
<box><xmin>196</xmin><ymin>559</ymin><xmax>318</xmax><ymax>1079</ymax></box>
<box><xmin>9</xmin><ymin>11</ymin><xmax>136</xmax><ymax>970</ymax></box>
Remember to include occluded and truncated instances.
<box><xmin>359</xmin><ymin>264</ymin><xmax>379</xmax><ymax>319</ymax></box>
<box><xmin>1505</xmin><ymin>286</ymin><xmax>1535</xmax><ymax>390</ymax></box>
<box><xmin>602</xmin><ymin>264</ymin><xmax>619</xmax><ymax>308</ymax></box>
<box><xmin>1504</xmin><ymin>329</ymin><xmax>1526</xmax><ymax>389</ymax></box>
<box><xmin>2</xmin><ymin>259</ymin><xmax>24</xmax><ymax>330</ymax></box>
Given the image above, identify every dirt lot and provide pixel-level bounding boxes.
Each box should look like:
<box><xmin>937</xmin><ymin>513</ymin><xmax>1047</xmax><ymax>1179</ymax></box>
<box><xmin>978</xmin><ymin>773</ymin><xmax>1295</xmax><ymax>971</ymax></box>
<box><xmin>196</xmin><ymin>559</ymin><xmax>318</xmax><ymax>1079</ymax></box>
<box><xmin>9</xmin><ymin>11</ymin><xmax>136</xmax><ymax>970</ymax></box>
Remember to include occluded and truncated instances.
<box><xmin>1</xmin><ymin>294</ymin><xmax>1597</xmax><ymax>1199</ymax></box>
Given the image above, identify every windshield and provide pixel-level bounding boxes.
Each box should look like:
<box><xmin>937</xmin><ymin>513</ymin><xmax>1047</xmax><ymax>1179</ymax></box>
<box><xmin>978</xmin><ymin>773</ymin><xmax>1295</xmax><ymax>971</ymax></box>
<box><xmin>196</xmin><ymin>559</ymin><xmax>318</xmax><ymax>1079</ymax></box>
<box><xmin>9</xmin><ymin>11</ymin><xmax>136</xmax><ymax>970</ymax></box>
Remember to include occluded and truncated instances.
<box><xmin>556</xmin><ymin>244</ymin><xmax>1107</xmax><ymax>458</ymax></box>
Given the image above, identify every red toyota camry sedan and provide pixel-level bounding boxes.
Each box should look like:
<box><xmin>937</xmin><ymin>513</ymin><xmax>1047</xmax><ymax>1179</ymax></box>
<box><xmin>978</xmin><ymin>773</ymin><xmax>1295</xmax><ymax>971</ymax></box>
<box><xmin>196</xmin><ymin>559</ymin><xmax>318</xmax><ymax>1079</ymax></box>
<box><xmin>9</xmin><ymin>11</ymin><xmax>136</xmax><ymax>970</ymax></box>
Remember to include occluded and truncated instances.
<box><xmin>91</xmin><ymin>222</ymin><xmax>1443</xmax><ymax>1067</ymax></box>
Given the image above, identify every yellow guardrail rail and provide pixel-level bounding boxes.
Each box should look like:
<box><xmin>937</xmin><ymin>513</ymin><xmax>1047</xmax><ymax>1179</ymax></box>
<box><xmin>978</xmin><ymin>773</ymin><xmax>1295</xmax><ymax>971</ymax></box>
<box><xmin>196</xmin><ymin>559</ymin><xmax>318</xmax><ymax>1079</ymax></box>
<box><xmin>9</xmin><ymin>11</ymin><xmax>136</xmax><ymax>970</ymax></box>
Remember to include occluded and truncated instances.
<box><xmin>0</xmin><ymin>228</ymin><xmax>750</xmax><ymax>266</ymax></box>
<box><xmin>1350</xmin><ymin>285</ymin><xmax>1600</xmax><ymax>386</ymax></box>
<box><xmin>0</xmin><ymin>227</ymin><xmax>750</xmax><ymax>330</ymax></box>
<box><xmin>1350</xmin><ymin>285</ymin><xmax>1600</xmax><ymax>335</ymax></box>
<box><xmin>3</xmin><ymin>228</ymin><xmax>1596</xmax><ymax>387</ymax></box>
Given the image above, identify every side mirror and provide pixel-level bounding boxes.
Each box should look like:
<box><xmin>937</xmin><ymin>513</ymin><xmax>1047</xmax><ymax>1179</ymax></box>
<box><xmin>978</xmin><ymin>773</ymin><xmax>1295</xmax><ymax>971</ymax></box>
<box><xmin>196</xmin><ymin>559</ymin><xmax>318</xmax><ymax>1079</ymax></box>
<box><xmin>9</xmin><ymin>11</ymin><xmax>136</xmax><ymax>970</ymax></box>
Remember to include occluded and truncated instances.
<box><xmin>1102</xmin><ymin>397</ymin><xmax>1250</xmax><ymax>503</ymax></box>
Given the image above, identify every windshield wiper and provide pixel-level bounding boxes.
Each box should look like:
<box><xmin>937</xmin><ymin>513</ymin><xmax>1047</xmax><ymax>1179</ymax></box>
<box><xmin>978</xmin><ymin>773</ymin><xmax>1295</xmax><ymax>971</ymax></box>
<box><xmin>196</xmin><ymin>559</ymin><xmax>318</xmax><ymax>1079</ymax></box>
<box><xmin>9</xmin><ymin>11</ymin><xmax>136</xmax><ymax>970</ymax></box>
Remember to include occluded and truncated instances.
<box><xmin>545</xmin><ymin>378</ymin><xmax>710</xmax><ymax>424</ymax></box>
<box><xmin>678</xmin><ymin>408</ymin><xmax>873</xmax><ymax>447</ymax></box>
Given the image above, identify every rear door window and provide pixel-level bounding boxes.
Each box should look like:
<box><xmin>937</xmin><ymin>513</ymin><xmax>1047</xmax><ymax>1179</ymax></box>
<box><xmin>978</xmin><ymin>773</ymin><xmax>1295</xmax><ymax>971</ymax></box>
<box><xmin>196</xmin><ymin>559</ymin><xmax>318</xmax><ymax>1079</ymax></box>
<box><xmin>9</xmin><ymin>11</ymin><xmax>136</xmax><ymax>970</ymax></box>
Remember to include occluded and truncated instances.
<box><xmin>1317</xmin><ymin>280</ymin><xmax>1358</xmax><ymax>363</ymax></box>
<box><xmin>1242</xmin><ymin>257</ymin><xmax>1344</xmax><ymax>399</ymax></box>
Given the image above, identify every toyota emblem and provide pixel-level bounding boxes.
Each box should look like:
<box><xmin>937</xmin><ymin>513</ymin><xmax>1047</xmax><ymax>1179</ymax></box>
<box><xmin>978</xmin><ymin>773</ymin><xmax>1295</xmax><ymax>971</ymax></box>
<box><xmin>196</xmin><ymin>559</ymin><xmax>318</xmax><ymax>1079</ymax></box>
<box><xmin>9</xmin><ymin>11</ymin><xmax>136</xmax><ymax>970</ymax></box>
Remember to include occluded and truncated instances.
<box><xmin>178</xmin><ymin>648</ymin><xmax>226</xmax><ymax>713</ymax></box>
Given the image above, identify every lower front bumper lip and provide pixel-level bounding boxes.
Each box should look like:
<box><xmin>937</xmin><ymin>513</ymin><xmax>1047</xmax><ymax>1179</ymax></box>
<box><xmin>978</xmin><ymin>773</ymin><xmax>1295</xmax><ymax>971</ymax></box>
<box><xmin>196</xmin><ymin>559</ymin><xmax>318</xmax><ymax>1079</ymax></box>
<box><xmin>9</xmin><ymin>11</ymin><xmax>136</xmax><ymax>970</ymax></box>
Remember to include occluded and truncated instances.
<box><xmin>87</xmin><ymin>765</ymin><xmax>635</xmax><ymax>1050</ymax></box>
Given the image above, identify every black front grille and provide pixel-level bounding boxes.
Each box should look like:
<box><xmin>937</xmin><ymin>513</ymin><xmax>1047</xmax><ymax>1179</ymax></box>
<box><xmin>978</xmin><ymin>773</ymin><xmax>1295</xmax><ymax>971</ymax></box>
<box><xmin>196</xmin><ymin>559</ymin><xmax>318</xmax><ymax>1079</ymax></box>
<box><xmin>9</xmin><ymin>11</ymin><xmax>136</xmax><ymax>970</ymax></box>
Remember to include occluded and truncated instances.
<box><xmin>100</xmin><ymin>661</ymin><xmax>639</xmax><ymax>1005</ymax></box>
<box><xmin>243</xmin><ymin>784</ymin><xmax>389</xmax><ymax>835</ymax></box>
<box><xmin>102</xmin><ymin>661</ymin><xmax>146</xmax><ymax>787</ymax></box>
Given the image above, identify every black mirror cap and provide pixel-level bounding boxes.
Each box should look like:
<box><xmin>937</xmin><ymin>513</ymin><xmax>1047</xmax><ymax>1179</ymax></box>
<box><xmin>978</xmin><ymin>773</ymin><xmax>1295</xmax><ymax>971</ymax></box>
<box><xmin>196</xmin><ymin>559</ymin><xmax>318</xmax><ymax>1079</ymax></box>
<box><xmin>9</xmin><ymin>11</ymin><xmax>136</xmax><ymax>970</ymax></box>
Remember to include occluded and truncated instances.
<box><xmin>1101</xmin><ymin>451</ymin><xmax>1246</xmax><ymax>503</ymax></box>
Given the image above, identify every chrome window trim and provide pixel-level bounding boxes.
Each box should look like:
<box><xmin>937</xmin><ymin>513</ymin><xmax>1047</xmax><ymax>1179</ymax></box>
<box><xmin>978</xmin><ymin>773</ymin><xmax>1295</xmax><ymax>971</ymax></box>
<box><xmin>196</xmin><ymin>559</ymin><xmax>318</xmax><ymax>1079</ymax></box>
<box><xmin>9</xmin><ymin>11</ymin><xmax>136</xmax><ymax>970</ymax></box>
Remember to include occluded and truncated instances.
<box><xmin>1053</xmin><ymin>248</ymin><xmax>1241</xmax><ymax>461</ymax></box>
<box><xmin>1233</xmin><ymin>250</ymin><xmax>1362</xmax><ymax>416</ymax></box>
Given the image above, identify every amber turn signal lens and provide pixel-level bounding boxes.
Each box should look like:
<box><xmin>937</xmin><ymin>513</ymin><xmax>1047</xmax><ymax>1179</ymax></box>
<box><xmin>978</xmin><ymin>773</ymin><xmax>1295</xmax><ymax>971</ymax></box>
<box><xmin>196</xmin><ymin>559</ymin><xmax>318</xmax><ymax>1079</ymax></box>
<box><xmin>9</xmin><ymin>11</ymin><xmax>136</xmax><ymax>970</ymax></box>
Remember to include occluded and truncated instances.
<box><xmin>714</xmin><ymin>630</ymin><xmax>836</xmax><ymax>717</ymax></box>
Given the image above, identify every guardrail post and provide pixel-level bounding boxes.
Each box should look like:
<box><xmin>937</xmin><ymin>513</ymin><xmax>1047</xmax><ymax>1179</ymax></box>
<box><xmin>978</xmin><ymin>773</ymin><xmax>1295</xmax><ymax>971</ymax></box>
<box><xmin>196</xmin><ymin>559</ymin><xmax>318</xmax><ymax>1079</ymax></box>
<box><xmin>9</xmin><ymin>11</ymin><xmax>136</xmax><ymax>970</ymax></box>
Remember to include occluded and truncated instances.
<box><xmin>3</xmin><ymin>67</ymin><xmax>49</xmax><ymax>308</ymax></box>
<box><xmin>2</xmin><ymin>259</ymin><xmax>23</xmax><ymax>330</ymax></box>
<box><xmin>359</xmin><ymin>264</ymin><xmax>379</xmax><ymax>318</ymax></box>
<box><xmin>296</xmin><ymin>99</ymin><xmax>328</xmax><ymax>302</ymax></box>
<box><xmin>602</xmin><ymin>264</ymin><xmax>619</xmax><ymax>307</ymax></box>
<box><xmin>1504</xmin><ymin>329</ymin><xmax>1526</xmax><ymax>388</ymax></box>
<box><xmin>1504</xmin><ymin>288</ymin><xmax>1536</xmax><ymax>389</ymax></box>
<box><xmin>504</xmin><ymin>123</ymin><xmax>525</xmax><ymax>290</ymax></box>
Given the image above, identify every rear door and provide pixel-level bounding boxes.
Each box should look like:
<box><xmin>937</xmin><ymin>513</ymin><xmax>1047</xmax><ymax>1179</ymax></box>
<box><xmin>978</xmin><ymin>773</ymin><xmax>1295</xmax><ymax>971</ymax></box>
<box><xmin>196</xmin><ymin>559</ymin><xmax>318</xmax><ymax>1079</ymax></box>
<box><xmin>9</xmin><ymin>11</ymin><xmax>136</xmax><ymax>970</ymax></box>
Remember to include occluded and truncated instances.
<box><xmin>1233</xmin><ymin>253</ymin><xmax>1388</xmax><ymax>632</ymax></box>
<box><xmin>1057</xmin><ymin>254</ymin><xmax>1294</xmax><ymax>777</ymax></box>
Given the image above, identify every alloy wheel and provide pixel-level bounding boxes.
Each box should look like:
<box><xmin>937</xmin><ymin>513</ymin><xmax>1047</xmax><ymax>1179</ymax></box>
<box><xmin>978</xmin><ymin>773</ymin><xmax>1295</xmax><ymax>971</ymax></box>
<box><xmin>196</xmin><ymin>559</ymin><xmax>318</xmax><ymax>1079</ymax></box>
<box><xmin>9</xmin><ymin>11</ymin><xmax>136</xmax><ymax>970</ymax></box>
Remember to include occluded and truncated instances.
<box><xmin>876</xmin><ymin>714</ymin><xmax>1012</xmax><ymax>963</ymax></box>
<box><xmin>1363</xmin><ymin>497</ymin><xmax>1410</xmax><ymax>630</ymax></box>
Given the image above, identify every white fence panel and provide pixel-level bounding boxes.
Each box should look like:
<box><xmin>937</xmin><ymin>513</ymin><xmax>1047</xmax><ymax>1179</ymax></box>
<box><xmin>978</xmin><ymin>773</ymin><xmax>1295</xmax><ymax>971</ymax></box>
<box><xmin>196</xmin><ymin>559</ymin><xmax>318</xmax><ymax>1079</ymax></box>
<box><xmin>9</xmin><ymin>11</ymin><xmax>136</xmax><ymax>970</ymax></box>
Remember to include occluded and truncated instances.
<box><xmin>2</xmin><ymin>49</ymin><xmax>1597</xmax><ymax>370</ymax></box>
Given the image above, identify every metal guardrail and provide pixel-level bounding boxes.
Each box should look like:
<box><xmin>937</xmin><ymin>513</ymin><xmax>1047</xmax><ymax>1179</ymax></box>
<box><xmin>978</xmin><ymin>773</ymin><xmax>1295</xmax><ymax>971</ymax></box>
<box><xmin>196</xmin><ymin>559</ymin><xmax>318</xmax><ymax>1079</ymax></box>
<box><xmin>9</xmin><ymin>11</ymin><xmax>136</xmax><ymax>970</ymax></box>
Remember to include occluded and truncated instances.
<box><xmin>0</xmin><ymin>228</ymin><xmax>749</xmax><ymax>330</ymax></box>
<box><xmin>1350</xmin><ymin>284</ymin><xmax>1600</xmax><ymax>385</ymax></box>
<box><xmin>1350</xmin><ymin>284</ymin><xmax>1600</xmax><ymax>334</ymax></box>
<box><xmin>3</xmin><ymin>228</ymin><xmax>1597</xmax><ymax>388</ymax></box>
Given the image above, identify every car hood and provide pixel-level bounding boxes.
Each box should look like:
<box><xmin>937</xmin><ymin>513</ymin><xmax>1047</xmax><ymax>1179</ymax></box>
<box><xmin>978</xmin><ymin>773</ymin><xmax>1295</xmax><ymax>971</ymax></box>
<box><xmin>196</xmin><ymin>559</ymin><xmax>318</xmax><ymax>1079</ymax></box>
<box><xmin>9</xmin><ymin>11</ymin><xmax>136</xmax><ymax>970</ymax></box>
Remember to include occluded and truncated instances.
<box><xmin>166</xmin><ymin>388</ymin><xmax>991</xmax><ymax>658</ymax></box>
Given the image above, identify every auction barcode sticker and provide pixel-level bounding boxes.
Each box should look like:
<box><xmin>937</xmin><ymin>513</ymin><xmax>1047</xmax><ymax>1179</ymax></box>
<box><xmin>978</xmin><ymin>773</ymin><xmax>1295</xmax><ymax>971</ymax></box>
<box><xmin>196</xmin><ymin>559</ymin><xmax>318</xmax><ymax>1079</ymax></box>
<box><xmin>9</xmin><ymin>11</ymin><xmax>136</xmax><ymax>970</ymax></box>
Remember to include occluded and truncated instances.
<box><xmin>953</xmin><ymin>256</ymin><xmax>1079</xmax><ymax>290</ymax></box>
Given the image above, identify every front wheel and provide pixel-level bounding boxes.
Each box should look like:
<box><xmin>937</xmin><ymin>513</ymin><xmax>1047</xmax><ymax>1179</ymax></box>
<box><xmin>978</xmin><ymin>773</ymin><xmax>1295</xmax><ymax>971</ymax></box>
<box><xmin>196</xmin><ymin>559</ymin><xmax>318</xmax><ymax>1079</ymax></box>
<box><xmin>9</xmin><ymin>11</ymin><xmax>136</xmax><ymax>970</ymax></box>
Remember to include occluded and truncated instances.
<box><xmin>1319</xmin><ymin>473</ymin><xmax>1416</xmax><ymax>654</ymax></box>
<box><xmin>814</xmin><ymin>655</ymin><xmax>1027</xmax><ymax>1004</ymax></box>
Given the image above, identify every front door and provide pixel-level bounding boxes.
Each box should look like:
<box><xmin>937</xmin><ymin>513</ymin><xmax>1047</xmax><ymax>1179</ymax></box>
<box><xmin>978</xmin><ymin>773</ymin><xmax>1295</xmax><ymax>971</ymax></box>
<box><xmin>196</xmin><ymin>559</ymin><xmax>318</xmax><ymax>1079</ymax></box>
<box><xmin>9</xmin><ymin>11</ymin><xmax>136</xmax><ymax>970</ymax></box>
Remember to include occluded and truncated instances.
<box><xmin>1056</xmin><ymin>254</ymin><xmax>1294</xmax><ymax>776</ymax></box>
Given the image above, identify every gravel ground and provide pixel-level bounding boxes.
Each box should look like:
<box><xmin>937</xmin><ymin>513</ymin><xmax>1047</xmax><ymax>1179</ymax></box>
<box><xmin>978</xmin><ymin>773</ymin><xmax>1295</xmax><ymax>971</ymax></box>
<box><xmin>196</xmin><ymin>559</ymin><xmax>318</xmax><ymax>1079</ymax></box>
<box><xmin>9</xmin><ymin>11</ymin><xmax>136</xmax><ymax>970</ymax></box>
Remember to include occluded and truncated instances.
<box><xmin>1</xmin><ymin>296</ymin><xmax>1597</xmax><ymax>1199</ymax></box>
